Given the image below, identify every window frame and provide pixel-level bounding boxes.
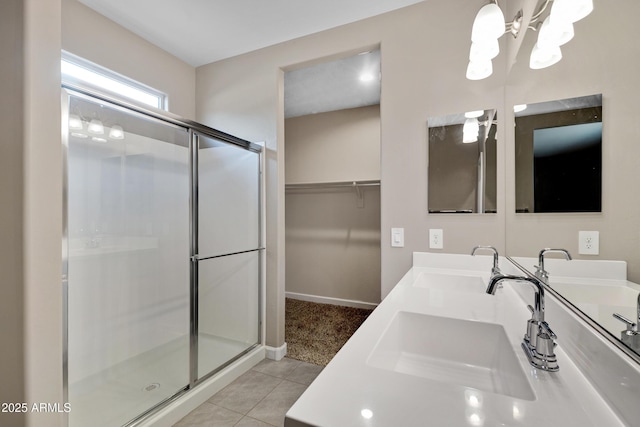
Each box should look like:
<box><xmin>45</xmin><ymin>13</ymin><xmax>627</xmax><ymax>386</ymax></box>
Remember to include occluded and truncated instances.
<box><xmin>61</xmin><ymin>51</ymin><xmax>168</xmax><ymax>111</ymax></box>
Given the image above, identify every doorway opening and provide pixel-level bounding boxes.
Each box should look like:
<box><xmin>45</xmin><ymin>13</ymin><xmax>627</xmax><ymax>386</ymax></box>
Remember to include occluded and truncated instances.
<box><xmin>283</xmin><ymin>48</ymin><xmax>382</xmax><ymax>366</ymax></box>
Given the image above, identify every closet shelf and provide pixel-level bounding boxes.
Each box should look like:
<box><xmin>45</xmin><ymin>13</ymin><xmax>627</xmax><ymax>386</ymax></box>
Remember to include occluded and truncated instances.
<box><xmin>285</xmin><ymin>180</ymin><xmax>380</xmax><ymax>208</ymax></box>
<box><xmin>285</xmin><ymin>180</ymin><xmax>380</xmax><ymax>191</ymax></box>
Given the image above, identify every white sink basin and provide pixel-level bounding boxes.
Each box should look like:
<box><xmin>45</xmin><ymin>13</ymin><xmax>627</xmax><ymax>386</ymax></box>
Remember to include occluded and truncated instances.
<box><xmin>413</xmin><ymin>272</ymin><xmax>486</xmax><ymax>293</ymax></box>
<box><xmin>367</xmin><ymin>311</ymin><xmax>535</xmax><ymax>400</ymax></box>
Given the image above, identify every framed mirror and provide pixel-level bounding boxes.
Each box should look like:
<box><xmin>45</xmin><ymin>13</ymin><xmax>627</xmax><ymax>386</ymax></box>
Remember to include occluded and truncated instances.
<box><xmin>427</xmin><ymin>109</ymin><xmax>497</xmax><ymax>214</ymax></box>
<box><xmin>514</xmin><ymin>95</ymin><xmax>602</xmax><ymax>213</ymax></box>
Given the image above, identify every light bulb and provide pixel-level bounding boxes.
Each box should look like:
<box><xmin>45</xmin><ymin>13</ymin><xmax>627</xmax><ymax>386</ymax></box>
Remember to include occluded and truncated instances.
<box><xmin>360</xmin><ymin>409</ymin><xmax>373</xmax><ymax>419</ymax></box>
<box><xmin>471</xmin><ymin>4</ymin><xmax>505</xmax><ymax>42</ymax></box>
<box><xmin>550</xmin><ymin>0</ymin><xmax>593</xmax><ymax>24</ymax></box>
<box><xmin>109</xmin><ymin>125</ymin><xmax>124</xmax><ymax>139</ymax></box>
<box><xmin>465</xmin><ymin>110</ymin><xmax>484</xmax><ymax>119</ymax></box>
<box><xmin>469</xmin><ymin>39</ymin><xmax>499</xmax><ymax>62</ymax></box>
<box><xmin>68</xmin><ymin>114</ymin><xmax>83</xmax><ymax>130</ymax></box>
<box><xmin>359</xmin><ymin>72</ymin><xmax>376</xmax><ymax>83</ymax></box>
<box><xmin>537</xmin><ymin>16</ymin><xmax>574</xmax><ymax>49</ymax></box>
<box><xmin>463</xmin><ymin>118</ymin><xmax>479</xmax><ymax>143</ymax></box>
<box><xmin>466</xmin><ymin>59</ymin><xmax>493</xmax><ymax>80</ymax></box>
<box><xmin>513</xmin><ymin>104</ymin><xmax>527</xmax><ymax>113</ymax></box>
<box><xmin>88</xmin><ymin>119</ymin><xmax>104</xmax><ymax>134</ymax></box>
<box><xmin>530</xmin><ymin>43</ymin><xmax>562</xmax><ymax>69</ymax></box>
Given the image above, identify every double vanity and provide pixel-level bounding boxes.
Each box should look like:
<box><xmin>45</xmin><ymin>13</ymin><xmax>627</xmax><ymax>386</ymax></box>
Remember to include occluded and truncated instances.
<box><xmin>285</xmin><ymin>251</ymin><xmax>640</xmax><ymax>426</ymax></box>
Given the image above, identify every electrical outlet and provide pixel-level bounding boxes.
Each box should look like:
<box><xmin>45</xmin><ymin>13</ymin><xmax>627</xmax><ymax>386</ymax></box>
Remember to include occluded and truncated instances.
<box><xmin>429</xmin><ymin>229</ymin><xmax>443</xmax><ymax>249</ymax></box>
<box><xmin>579</xmin><ymin>231</ymin><xmax>599</xmax><ymax>255</ymax></box>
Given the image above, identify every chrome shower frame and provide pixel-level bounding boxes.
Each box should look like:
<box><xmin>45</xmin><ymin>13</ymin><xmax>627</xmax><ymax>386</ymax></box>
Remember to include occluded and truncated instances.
<box><xmin>61</xmin><ymin>83</ymin><xmax>264</xmax><ymax>427</ymax></box>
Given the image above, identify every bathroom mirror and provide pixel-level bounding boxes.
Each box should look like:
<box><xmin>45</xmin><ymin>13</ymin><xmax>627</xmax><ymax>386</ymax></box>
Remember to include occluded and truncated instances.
<box><xmin>514</xmin><ymin>95</ymin><xmax>602</xmax><ymax>213</ymax></box>
<box><xmin>427</xmin><ymin>109</ymin><xmax>497</xmax><ymax>214</ymax></box>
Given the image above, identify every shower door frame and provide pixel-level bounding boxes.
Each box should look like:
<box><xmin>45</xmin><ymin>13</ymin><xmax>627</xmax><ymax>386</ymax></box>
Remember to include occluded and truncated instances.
<box><xmin>61</xmin><ymin>84</ymin><xmax>264</xmax><ymax>427</ymax></box>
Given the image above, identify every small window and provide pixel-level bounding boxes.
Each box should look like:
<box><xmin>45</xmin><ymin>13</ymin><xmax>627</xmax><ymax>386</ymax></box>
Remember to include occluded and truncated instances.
<box><xmin>61</xmin><ymin>52</ymin><xmax>167</xmax><ymax>110</ymax></box>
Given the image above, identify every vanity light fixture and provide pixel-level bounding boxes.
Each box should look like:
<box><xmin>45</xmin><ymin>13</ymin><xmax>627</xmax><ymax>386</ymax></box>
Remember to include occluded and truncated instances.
<box><xmin>466</xmin><ymin>0</ymin><xmax>593</xmax><ymax>80</ymax></box>
<box><xmin>88</xmin><ymin>119</ymin><xmax>104</xmax><ymax>134</ymax></box>
<box><xmin>91</xmin><ymin>136</ymin><xmax>107</xmax><ymax>143</ymax></box>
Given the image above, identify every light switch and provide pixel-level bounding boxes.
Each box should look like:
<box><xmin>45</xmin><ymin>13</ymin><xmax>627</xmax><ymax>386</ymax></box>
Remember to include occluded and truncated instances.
<box><xmin>391</xmin><ymin>228</ymin><xmax>404</xmax><ymax>247</ymax></box>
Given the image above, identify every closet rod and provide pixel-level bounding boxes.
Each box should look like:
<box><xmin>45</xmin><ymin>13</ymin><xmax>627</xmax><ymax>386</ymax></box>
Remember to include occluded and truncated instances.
<box><xmin>285</xmin><ymin>180</ymin><xmax>380</xmax><ymax>190</ymax></box>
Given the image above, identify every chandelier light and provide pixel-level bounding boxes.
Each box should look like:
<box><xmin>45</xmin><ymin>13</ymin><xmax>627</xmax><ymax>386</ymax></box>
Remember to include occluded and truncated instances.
<box><xmin>109</xmin><ymin>125</ymin><xmax>125</xmax><ymax>140</ymax></box>
<box><xmin>463</xmin><ymin>117</ymin><xmax>480</xmax><ymax>143</ymax></box>
<box><xmin>537</xmin><ymin>16</ymin><xmax>574</xmax><ymax>49</ymax></box>
<box><xmin>471</xmin><ymin>3</ymin><xmax>505</xmax><ymax>42</ymax></box>
<box><xmin>466</xmin><ymin>0</ymin><xmax>593</xmax><ymax>80</ymax></box>
<box><xmin>68</xmin><ymin>114</ymin><xmax>83</xmax><ymax>130</ymax></box>
<box><xmin>550</xmin><ymin>0</ymin><xmax>593</xmax><ymax>24</ymax></box>
<box><xmin>88</xmin><ymin>119</ymin><xmax>104</xmax><ymax>134</ymax></box>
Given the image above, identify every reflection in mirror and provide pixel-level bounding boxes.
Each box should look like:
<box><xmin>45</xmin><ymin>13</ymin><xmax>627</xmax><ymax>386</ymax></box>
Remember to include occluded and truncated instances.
<box><xmin>511</xmin><ymin>256</ymin><xmax>640</xmax><ymax>362</ymax></box>
<box><xmin>428</xmin><ymin>109</ymin><xmax>497</xmax><ymax>214</ymax></box>
<box><xmin>514</xmin><ymin>94</ymin><xmax>602</xmax><ymax>213</ymax></box>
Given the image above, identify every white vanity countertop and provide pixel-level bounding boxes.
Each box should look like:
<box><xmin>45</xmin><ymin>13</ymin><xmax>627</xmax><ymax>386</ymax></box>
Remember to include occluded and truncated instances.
<box><xmin>285</xmin><ymin>253</ymin><xmax>625</xmax><ymax>427</ymax></box>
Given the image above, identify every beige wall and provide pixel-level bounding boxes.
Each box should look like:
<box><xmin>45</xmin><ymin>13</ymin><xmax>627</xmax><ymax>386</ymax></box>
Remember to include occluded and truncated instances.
<box><xmin>196</xmin><ymin>0</ymin><xmax>640</xmax><ymax>350</ymax></box>
<box><xmin>196</xmin><ymin>0</ymin><xmax>507</xmax><ymax>348</ymax></box>
<box><xmin>285</xmin><ymin>105</ymin><xmax>381</xmax><ymax>184</ymax></box>
<box><xmin>0</xmin><ymin>0</ymin><xmax>64</xmax><ymax>426</ymax></box>
<box><xmin>0</xmin><ymin>2</ymin><xmax>196</xmax><ymax>425</ymax></box>
<box><xmin>61</xmin><ymin>0</ymin><xmax>195</xmax><ymax>118</ymax></box>
<box><xmin>285</xmin><ymin>106</ymin><xmax>381</xmax><ymax>304</ymax></box>
<box><xmin>505</xmin><ymin>0</ymin><xmax>640</xmax><ymax>282</ymax></box>
<box><xmin>286</xmin><ymin>189</ymin><xmax>381</xmax><ymax>304</ymax></box>
<box><xmin>1</xmin><ymin>2</ymin><xmax>27</xmax><ymax>425</ymax></box>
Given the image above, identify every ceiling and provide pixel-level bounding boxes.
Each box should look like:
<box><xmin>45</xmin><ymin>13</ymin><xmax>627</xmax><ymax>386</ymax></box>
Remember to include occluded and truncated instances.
<box><xmin>78</xmin><ymin>0</ymin><xmax>409</xmax><ymax>118</ymax></box>
<box><xmin>284</xmin><ymin>49</ymin><xmax>381</xmax><ymax>118</ymax></box>
<box><xmin>78</xmin><ymin>0</ymin><xmax>424</xmax><ymax>67</ymax></box>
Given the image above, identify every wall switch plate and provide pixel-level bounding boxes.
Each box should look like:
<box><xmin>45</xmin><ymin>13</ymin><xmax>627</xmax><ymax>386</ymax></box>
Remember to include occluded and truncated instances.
<box><xmin>579</xmin><ymin>231</ymin><xmax>599</xmax><ymax>255</ymax></box>
<box><xmin>391</xmin><ymin>228</ymin><xmax>404</xmax><ymax>247</ymax></box>
<box><xmin>429</xmin><ymin>228</ymin><xmax>443</xmax><ymax>249</ymax></box>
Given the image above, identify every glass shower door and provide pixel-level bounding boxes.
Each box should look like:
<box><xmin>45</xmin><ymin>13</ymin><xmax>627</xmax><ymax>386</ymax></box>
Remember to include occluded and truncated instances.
<box><xmin>65</xmin><ymin>92</ymin><xmax>190</xmax><ymax>427</ymax></box>
<box><xmin>194</xmin><ymin>133</ymin><xmax>261</xmax><ymax>380</ymax></box>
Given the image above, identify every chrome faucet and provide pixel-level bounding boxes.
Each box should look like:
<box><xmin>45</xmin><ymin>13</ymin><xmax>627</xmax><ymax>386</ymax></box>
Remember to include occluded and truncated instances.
<box><xmin>486</xmin><ymin>274</ymin><xmax>559</xmax><ymax>372</ymax></box>
<box><xmin>535</xmin><ymin>248</ymin><xmax>572</xmax><ymax>283</ymax></box>
<box><xmin>471</xmin><ymin>245</ymin><xmax>500</xmax><ymax>277</ymax></box>
<box><xmin>613</xmin><ymin>293</ymin><xmax>640</xmax><ymax>352</ymax></box>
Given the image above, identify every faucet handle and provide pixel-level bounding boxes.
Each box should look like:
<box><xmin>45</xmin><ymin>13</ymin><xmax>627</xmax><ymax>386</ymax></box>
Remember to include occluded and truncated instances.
<box><xmin>613</xmin><ymin>313</ymin><xmax>638</xmax><ymax>334</ymax></box>
<box><xmin>539</xmin><ymin>321</ymin><xmax>557</xmax><ymax>340</ymax></box>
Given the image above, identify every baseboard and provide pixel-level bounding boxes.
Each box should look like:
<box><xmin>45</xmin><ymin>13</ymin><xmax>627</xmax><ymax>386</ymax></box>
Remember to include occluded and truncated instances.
<box><xmin>265</xmin><ymin>342</ymin><xmax>287</xmax><ymax>361</ymax></box>
<box><xmin>285</xmin><ymin>291</ymin><xmax>379</xmax><ymax>310</ymax></box>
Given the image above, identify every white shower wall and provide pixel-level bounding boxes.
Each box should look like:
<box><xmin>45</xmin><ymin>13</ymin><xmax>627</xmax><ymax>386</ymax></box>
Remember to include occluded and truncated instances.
<box><xmin>67</xmin><ymin>131</ymin><xmax>190</xmax><ymax>384</ymax></box>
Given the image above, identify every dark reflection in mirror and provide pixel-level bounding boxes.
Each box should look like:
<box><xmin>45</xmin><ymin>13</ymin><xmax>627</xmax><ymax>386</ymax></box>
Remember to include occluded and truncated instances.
<box><xmin>515</xmin><ymin>94</ymin><xmax>602</xmax><ymax>213</ymax></box>
<box><xmin>428</xmin><ymin>109</ymin><xmax>497</xmax><ymax>214</ymax></box>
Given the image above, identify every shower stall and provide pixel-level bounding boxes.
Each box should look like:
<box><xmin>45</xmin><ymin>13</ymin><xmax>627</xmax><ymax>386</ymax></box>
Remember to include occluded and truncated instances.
<box><xmin>62</xmin><ymin>87</ymin><xmax>263</xmax><ymax>427</ymax></box>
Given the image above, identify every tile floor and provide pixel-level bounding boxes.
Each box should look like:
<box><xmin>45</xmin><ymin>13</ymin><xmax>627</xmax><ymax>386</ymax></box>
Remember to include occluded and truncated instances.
<box><xmin>173</xmin><ymin>358</ymin><xmax>323</xmax><ymax>427</ymax></box>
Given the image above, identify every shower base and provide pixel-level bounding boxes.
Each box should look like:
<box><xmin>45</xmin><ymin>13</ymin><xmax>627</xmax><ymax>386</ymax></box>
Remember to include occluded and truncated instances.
<box><xmin>69</xmin><ymin>333</ymin><xmax>253</xmax><ymax>427</ymax></box>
